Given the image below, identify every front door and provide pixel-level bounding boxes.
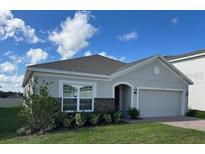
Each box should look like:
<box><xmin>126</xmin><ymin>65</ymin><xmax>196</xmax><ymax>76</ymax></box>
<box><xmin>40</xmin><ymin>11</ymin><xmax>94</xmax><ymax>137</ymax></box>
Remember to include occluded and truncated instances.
<box><xmin>114</xmin><ymin>86</ymin><xmax>120</xmax><ymax>110</ymax></box>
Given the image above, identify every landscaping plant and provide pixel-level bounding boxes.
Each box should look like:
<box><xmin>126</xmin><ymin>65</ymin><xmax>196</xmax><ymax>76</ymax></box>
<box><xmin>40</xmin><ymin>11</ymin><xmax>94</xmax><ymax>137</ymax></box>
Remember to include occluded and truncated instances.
<box><xmin>127</xmin><ymin>107</ymin><xmax>140</xmax><ymax>119</ymax></box>
<box><xmin>111</xmin><ymin>110</ymin><xmax>121</xmax><ymax>123</ymax></box>
<box><xmin>186</xmin><ymin>109</ymin><xmax>198</xmax><ymax>117</ymax></box>
<box><xmin>75</xmin><ymin>113</ymin><xmax>87</xmax><ymax>127</ymax></box>
<box><xmin>63</xmin><ymin>114</ymin><xmax>75</xmax><ymax>128</ymax></box>
<box><xmin>103</xmin><ymin>113</ymin><xmax>112</xmax><ymax>124</ymax></box>
<box><xmin>88</xmin><ymin>113</ymin><xmax>100</xmax><ymax>125</ymax></box>
<box><xmin>20</xmin><ymin>78</ymin><xmax>61</xmax><ymax>133</ymax></box>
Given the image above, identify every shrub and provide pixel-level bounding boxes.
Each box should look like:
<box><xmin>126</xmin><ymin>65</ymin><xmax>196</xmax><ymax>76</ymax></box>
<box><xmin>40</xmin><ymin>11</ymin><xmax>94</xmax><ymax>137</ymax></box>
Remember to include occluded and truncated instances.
<box><xmin>195</xmin><ymin>110</ymin><xmax>205</xmax><ymax>119</ymax></box>
<box><xmin>127</xmin><ymin>107</ymin><xmax>140</xmax><ymax>119</ymax></box>
<box><xmin>16</xmin><ymin>126</ymin><xmax>32</xmax><ymax>136</ymax></box>
<box><xmin>103</xmin><ymin>113</ymin><xmax>112</xmax><ymax>124</ymax></box>
<box><xmin>63</xmin><ymin>114</ymin><xmax>75</xmax><ymax>128</ymax></box>
<box><xmin>20</xmin><ymin>79</ymin><xmax>61</xmax><ymax>133</ymax></box>
<box><xmin>53</xmin><ymin>112</ymin><xmax>75</xmax><ymax>128</ymax></box>
<box><xmin>186</xmin><ymin>109</ymin><xmax>198</xmax><ymax>116</ymax></box>
<box><xmin>88</xmin><ymin>113</ymin><xmax>100</xmax><ymax>125</ymax></box>
<box><xmin>75</xmin><ymin>113</ymin><xmax>87</xmax><ymax>127</ymax></box>
<box><xmin>111</xmin><ymin>111</ymin><xmax>121</xmax><ymax>123</ymax></box>
<box><xmin>53</xmin><ymin>112</ymin><xmax>66</xmax><ymax>128</ymax></box>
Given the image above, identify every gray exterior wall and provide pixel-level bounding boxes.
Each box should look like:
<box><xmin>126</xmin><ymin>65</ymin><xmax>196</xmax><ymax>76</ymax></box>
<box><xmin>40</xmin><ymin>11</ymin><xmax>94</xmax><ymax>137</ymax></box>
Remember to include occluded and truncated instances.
<box><xmin>30</xmin><ymin>60</ymin><xmax>189</xmax><ymax>113</ymax></box>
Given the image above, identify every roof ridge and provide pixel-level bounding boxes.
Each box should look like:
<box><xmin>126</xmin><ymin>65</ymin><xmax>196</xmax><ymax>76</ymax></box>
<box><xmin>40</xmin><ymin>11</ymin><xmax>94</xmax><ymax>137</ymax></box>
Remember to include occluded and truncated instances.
<box><xmin>165</xmin><ymin>49</ymin><xmax>205</xmax><ymax>60</ymax></box>
<box><xmin>28</xmin><ymin>54</ymin><xmax>126</xmax><ymax>68</ymax></box>
<box><xmin>113</xmin><ymin>54</ymin><xmax>159</xmax><ymax>74</ymax></box>
<box><xmin>27</xmin><ymin>54</ymin><xmax>98</xmax><ymax>67</ymax></box>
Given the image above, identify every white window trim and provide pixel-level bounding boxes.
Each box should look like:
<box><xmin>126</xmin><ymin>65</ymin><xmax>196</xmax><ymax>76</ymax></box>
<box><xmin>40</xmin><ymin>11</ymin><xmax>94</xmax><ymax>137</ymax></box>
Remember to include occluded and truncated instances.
<box><xmin>59</xmin><ymin>80</ymin><xmax>96</xmax><ymax>112</ymax></box>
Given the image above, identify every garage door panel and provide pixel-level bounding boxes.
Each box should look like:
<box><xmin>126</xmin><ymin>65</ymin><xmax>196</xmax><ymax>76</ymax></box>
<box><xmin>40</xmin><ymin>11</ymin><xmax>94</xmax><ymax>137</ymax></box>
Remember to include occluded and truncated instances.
<box><xmin>139</xmin><ymin>89</ymin><xmax>182</xmax><ymax>118</ymax></box>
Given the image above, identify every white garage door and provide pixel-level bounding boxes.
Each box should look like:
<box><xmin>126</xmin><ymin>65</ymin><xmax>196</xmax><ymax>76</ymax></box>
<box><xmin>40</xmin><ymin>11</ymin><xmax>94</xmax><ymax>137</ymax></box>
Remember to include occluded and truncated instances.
<box><xmin>139</xmin><ymin>89</ymin><xmax>182</xmax><ymax>118</ymax></box>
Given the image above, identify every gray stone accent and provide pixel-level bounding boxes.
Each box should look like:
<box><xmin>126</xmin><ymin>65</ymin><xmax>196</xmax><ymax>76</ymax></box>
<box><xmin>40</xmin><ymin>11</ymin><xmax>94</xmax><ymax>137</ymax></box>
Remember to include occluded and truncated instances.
<box><xmin>94</xmin><ymin>98</ymin><xmax>115</xmax><ymax>112</ymax></box>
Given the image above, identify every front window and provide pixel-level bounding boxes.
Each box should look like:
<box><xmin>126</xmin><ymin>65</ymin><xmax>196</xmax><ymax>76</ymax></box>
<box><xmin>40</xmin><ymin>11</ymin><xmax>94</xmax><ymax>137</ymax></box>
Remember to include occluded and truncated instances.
<box><xmin>79</xmin><ymin>86</ymin><xmax>93</xmax><ymax>110</ymax></box>
<box><xmin>61</xmin><ymin>82</ymin><xmax>95</xmax><ymax>112</ymax></box>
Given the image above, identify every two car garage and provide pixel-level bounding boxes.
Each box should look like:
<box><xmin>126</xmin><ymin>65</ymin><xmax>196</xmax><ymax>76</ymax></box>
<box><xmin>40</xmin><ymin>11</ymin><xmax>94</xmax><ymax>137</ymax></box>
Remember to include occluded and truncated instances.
<box><xmin>138</xmin><ymin>88</ymin><xmax>185</xmax><ymax>118</ymax></box>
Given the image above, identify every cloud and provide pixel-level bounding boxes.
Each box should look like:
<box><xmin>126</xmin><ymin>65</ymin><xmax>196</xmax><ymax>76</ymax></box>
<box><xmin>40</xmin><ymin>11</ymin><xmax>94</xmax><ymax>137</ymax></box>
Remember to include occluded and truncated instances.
<box><xmin>118</xmin><ymin>32</ymin><xmax>138</xmax><ymax>42</ymax></box>
<box><xmin>8</xmin><ymin>55</ymin><xmax>23</xmax><ymax>63</ymax></box>
<box><xmin>0</xmin><ymin>61</ymin><xmax>17</xmax><ymax>73</ymax></box>
<box><xmin>0</xmin><ymin>10</ymin><xmax>42</xmax><ymax>43</ymax></box>
<box><xmin>4</xmin><ymin>50</ymin><xmax>14</xmax><ymax>56</ymax></box>
<box><xmin>4</xmin><ymin>50</ymin><xmax>24</xmax><ymax>64</ymax></box>
<box><xmin>84</xmin><ymin>51</ymin><xmax>125</xmax><ymax>61</ymax></box>
<box><xmin>0</xmin><ymin>74</ymin><xmax>23</xmax><ymax>92</ymax></box>
<box><xmin>171</xmin><ymin>17</ymin><xmax>179</xmax><ymax>25</ymax></box>
<box><xmin>49</xmin><ymin>11</ymin><xmax>97</xmax><ymax>60</ymax></box>
<box><xmin>26</xmin><ymin>48</ymin><xmax>48</xmax><ymax>65</ymax></box>
<box><xmin>99</xmin><ymin>52</ymin><xmax>125</xmax><ymax>61</ymax></box>
<box><xmin>84</xmin><ymin>50</ymin><xmax>92</xmax><ymax>56</ymax></box>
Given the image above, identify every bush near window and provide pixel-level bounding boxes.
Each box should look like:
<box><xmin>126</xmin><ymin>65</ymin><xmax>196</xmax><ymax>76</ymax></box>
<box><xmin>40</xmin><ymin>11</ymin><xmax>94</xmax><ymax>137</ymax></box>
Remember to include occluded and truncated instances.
<box><xmin>88</xmin><ymin>113</ymin><xmax>100</xmax><ymax>125</ymax></box>
<box><xmin>127</xmin><ymin>107</ymin><xmax>140</xmax><ymax>119</ymax></box>
<box><xmin>20</xmin><ymin>79</ymin><xmax>61</xmax><ymax>134</ymax></box>
<box><xmin>20</xmin><ymin>78</ymin><xmax>123</xmax><ymax>135</ymax></box>
<box><xmin>53</xmin><ymin>112</ymin><xmax>75</xmax><ymax>128</ymax></box>
<box><xmin>63</xmin><ymin>115</ymin><xmax>75</xmax><ymax>128</ymax></box>
<box><xmin>75</xmin><ymin>112</ymin><xmax>87</xmax><ymax>127</ymax></box>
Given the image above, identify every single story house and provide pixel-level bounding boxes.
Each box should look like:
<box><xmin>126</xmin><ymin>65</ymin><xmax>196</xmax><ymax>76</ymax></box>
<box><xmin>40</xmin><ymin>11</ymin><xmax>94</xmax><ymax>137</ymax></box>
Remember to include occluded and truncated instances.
<box><xmin>22</xmin><ymin>54</ymin><xmax>193</xmax><ymax>118</ymax></box>
<box><xmin>165</xmin><ymin>49</ymin><xmax>205</xmax><ymax>111</ymax></box>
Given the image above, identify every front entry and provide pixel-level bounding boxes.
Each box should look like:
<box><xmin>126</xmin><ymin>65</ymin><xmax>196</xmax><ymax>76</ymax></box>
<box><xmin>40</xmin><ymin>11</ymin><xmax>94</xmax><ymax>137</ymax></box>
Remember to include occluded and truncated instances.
<box><xmin>114</xmin><ymin>84</ymin><xmax>132</xmax><ymax>116</ymax></box>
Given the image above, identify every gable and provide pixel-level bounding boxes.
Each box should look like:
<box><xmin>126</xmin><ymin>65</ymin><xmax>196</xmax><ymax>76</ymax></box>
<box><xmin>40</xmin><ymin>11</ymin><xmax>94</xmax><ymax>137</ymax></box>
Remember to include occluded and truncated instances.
<box><xmin>126</xmin><ymin>60</ymin><xmax>184</xmax><ymax>83</ymax></box>
<box><xmin>110</xmin><ymin>57</ymin><xmax>192</xmax><ymax>85</ymax></box>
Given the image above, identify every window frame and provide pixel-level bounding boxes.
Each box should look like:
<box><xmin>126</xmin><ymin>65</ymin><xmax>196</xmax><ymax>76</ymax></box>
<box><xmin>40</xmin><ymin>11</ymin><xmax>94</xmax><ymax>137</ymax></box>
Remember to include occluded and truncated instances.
<box><xmin>59</xmin><ymin>80</ymin><xmax>96</xmax><ymax>112</ymax></box>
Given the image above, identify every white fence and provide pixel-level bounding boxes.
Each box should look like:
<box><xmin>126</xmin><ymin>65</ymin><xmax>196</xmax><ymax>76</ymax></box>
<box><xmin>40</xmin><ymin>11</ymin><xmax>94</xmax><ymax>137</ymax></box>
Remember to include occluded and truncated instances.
<box><xmin>0</xmin><ymin>98</ymin><xmax>22</xmax><ymax>108</ymax></box>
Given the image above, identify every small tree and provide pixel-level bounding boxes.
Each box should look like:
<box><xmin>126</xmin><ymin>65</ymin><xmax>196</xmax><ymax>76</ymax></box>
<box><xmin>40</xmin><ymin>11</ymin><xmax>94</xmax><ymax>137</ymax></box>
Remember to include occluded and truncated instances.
<box><xmin>21</xmin><ymin>78</ymin><xmax>61</xmax><ymax>133</ymax></box>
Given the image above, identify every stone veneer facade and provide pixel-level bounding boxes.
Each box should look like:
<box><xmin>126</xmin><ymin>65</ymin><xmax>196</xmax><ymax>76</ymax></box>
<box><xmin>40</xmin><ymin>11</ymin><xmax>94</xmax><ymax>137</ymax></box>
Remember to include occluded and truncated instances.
<box><xmin>94</xmin><ymin>98</ymin><xmax>115</xmax><ymax>112</ymax></box>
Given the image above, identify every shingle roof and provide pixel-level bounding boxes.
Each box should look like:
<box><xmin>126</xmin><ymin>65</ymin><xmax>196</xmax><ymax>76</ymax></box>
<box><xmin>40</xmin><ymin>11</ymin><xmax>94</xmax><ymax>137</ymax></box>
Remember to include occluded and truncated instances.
<box><xmin>28</xmin><ymin>55</ymin><xmax>127</xmax><ymax>75</ymax></box>
<box><xmin>164</xmin><ymin>49</ymin><xmax>205</xmax><ymax>61</ymax></box>
<box><xmin>23</xmin><ymin>54</ymin><xmax>193</xmax><ymax>86</ymax></box>
<box><xmin>113</xmin><ymin>55</ymin><xmax>156</xmax><ymax>74</ymax></box>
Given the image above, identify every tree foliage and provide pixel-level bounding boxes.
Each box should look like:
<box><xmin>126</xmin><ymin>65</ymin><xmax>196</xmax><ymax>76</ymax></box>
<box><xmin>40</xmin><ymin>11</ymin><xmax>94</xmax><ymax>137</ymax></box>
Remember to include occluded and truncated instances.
<box><xmin>20</xmin><ymin>78</ymin><xmax>60</xmax><ymax>133</ymax></box>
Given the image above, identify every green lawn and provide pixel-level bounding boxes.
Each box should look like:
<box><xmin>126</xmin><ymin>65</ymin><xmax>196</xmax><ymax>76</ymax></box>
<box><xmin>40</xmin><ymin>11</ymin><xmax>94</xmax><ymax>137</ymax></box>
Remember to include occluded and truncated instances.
<box><xmin>0</xmin><ymin>107</ymin><xmax>26</xmax><ymax>141</ymax></box>
<box><xmin>1</xmin><ymin>108</ymin><xmax>205</xmax><ymax>144</ymax></box>
<box><xmin>194</xmin><ymin>110</ymin><xmax>205</xmax><ymax>119</ymax></box>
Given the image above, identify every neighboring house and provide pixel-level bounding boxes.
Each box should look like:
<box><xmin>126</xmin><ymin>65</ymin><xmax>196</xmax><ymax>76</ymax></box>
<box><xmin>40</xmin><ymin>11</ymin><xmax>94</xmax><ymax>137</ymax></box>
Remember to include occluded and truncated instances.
<box><xmin>7</xmin><ymin>93</ymin><xmax>21</xmax><ymax>98</ymax></box>
<box><xmin>0</xmin><ymin>93</ymin><xmax>22</xmax><ymax>108</ymax></box>
<box><xmin>166</xmin><ymin>49</ymin><xmax>205</xmax><ymax>111</ymax></box>
<box><xmin>22</xmin><ymin>54</ymin><xmax>193</xmax><ymax>118</ymax></box>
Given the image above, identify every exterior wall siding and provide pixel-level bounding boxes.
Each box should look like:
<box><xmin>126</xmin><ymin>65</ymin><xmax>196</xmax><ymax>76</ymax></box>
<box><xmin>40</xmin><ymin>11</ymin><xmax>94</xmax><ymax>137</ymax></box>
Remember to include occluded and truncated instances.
<box><xmin>172</xmin><ymin>56</ymin><xmax>205</xmax><ymax>110</ymax></box>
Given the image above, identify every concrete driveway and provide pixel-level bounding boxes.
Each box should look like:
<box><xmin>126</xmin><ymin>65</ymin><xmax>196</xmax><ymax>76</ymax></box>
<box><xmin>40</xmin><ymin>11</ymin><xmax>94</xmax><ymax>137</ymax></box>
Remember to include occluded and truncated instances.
<box><xmin>123</xmin><ymin>116</ymin><xmax>205</xmax><ymax>132</ymax></box>
<box><xmin>161</xmin><ymin>117</ymin><xmax>205</xmax><ymax>132</ymax></box>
